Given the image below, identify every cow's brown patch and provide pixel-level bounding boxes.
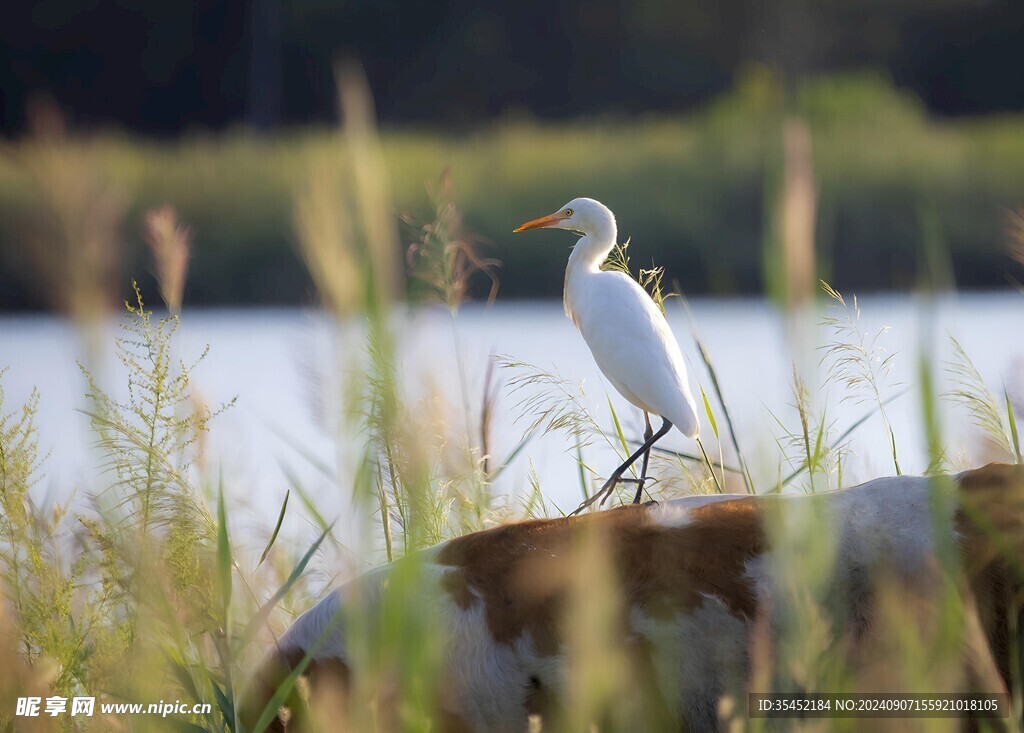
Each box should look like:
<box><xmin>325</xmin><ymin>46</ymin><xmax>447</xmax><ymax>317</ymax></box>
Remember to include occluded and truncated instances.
<box><xmin>954</xmin><ymin>463</ymin><xmax>1024</xmax><ymax>692</ymax></box>
<box><xmin>436</xmin><ymin>497</ymin><xmax>767</xmax><ymax>655</ymax></box>
<box><xmin>239</xmin><ymin>646</ymin><xmax>354</xmax><ymax>733</ymax></box>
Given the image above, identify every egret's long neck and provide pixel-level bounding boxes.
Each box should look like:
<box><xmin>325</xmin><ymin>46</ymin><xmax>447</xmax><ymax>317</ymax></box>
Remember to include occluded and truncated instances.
<box><xmin>563</xmin><ymin>211</ymin><xmax>616</xmax><ymax>324</ymax></box>
<box><xmin>566</xmin><ymin>216</ymin><xmax>617</xmax><ymax>275</ymax></box>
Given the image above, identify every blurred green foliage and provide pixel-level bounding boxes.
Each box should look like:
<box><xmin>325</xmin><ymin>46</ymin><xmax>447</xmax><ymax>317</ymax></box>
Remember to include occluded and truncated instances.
<box><xmin>1</xmin><ymin>71</ymin><xmax>1023</xmax><ymax>310</ymax></box>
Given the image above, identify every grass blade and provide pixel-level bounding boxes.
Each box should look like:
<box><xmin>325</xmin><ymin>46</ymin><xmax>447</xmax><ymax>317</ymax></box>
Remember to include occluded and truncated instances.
<box><xmin>700</xmin><ymin>386</ymin><xmax>719</xmax><ymax>441</ymax></box>
<box><xmin>257</xmin><ymin>490</ymin><xmax>290</xmax><ymax>568</ymax></box>
<box><xmin>211</xmin><ymin>680</ymin><xmax>235</xmax><ymax>732</ymax></box>
<box><xmin>812</xmin><ymin>405</ymin><xmax>827</xmax><ymax>472</ymax></box>
<box><xmin>606</xmin><ymin>397</ymin><xmax>630</xmax><ymax>458</ymax></box>
<box><xmin>216</xmin><ymin>475</ymin><xmax>233</xmax><ymax>617</ymax></box>
<box><xmin>281</xmin><ymin>464</ymin><xmax>331</xmax><ymax>534</ymax></box>
<box><xmin>1007</xmin><ymin>388</ymin><xmax>1022</xmax><ymax>464</ymax></box>
<box><xmin>375</xmin><ymin>459</ymin><xmax>394</xmax><ymax>563</ymax></box>
<box><xmin>781</xmin><ymin>388</ymin><xmax>909</xmax><ymax>487</ymax></box>
<box><xmin>215</xmin><ymin>474</ymin><xmax>237</xmax><ymax>731</ymax></box>
<box><xmin>677</xmin><ymin>290</ymin><xmax>754</xmax><ymax>493</ymax></box>
<box><xmin>575</xmin><ymin>440</ymin><xmax>590</xmax><ymax>501</ymax></box>
<box><xmin>164</xmin><ymin>648</ymin><xmax>202</xmax><ymax>705</ymax></box>
<box><xmin>488</xmin><ymin>431</ymin><xmax>534</xmax><ymax>482</ymax></box>
<box><xmin>696</xmin><ymin>438</ymin><xmax>724</xmax><ymax>493</ymax></box>
<box><xmin>240</xmin><ymin>522</ymin><xmax>336</xmax><ymax>646</ymax></box>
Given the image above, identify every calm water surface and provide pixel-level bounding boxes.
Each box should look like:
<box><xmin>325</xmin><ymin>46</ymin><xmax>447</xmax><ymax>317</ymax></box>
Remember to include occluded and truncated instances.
<box><xmin>2</xmin><ymin>294</ymin><xmax>1022</xmax><ymax>548</ymax></box>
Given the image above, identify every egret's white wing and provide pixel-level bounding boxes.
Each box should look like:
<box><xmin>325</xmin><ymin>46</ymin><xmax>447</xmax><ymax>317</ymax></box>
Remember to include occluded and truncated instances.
<box><xmin>572</xmin><ymin>271</ymin><xmax>699</xmax><ymax>438</ymax></box>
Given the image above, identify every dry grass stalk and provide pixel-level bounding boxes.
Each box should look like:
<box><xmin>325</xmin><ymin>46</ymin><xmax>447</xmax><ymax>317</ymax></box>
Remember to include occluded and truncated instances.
<box><xmin>143</xmin><ymin>205</ymin><xmax>191</xmax><ymax>315</ymax></box>
<box><xmin>12</xmin><ymin>99</ymin><xmax>124</xmax><ymax>323</ymax></box>
<box><xmin>945</xmin><ymin>335</ymin><xmax>1016</xmax><ymax>461</ymax></box>
<box><xmin>404</xmin><ymin>168</ymin><xmax>500</xmax><ymax>308</ymax></box>
<box><xmin>820</xmin><ymin>281</ymin><xmax>902</xmax><ymax>475</ymax></box>
<box><xmin>334</xmin><ymin>61</ymin><xmax>402</xmax><ymax>308</ymax></box>
<box><xmin>293</xmin><ymin>165</ymin><xmax>364</xmax><ymax>316</ymax></box>
<box><xmin>779</xmin><ymin>116</ymin><xmax>817</xmax><ymax>309</ymax></box>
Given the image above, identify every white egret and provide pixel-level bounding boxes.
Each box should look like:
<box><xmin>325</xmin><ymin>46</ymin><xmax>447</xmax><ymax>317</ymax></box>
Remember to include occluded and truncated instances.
<box><xmin>514</xmin><ymin>198</ymin><xmax>701</xmax><ymax>513</ymax></box>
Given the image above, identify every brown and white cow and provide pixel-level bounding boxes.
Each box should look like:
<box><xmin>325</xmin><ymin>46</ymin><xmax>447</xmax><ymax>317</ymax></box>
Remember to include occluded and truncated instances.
<box><xmin>243</xmin><ymin>464</ymin><xmax>1024</xmax><ymax>732</ymax></box>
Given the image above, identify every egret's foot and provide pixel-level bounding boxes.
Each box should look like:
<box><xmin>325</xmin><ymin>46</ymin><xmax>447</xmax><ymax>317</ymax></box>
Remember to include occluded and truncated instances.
<box><xmin>569</xmin><ymin>475</ymin><xmax>663</xmax><ymax>515</ymax></box>
<box><xmin>569</xmin><ymin>475</ymin><xmax>621</xmax><ymax>516</ymax></box>
<box><xmin>631</xmin><ymin>477</ymin><xmax>661</xmax><ymax>505</ymax></box>
<box><xmin>570</xmin><ymin>417</ymin><xmax>672</xmax><ymax>515</ymax></box>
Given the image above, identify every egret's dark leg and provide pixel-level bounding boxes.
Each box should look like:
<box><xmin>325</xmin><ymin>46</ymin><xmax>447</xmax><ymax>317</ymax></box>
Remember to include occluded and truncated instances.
<box><xmin>632</xmin><ymin>412</ymin><xmax>655</xmax><ymax>504</ymax></box>
<box><xmin>571</xmin><ymin>417</ymin><xmax>672</xmax><ymax>515</ymax></box>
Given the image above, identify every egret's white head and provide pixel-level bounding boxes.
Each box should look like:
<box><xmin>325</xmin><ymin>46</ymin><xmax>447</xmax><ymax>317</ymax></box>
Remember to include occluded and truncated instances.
<box><xmin>513</xmin><ymin>197</ymin><xmax>615</xmax><ymax>237</ymax></box>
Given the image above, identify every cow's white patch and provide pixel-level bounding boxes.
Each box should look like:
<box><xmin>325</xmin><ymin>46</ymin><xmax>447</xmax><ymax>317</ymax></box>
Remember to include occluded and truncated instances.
<box><xmin>630</xmin><ymin>596</ymin><xmax>748</xmax><ymax>730</ymax></box>
<box><xmin>649</xmin><ymin>494</ymin><xmax>747</xmax><ymax>528</ymax></box>
<box><xmin>646</xmin><ymin>501</ymin><xmax>692</xmax><ymax>528</ymax></box>
<box><xmin>439</xmin><ymin>588</ymin><xmax>563</xmax><ymax>733</ymax></box>
<box><xmin>277</xmin><ymin>563</ymin><xmax>393</xmax><ymax>661</ymax></box>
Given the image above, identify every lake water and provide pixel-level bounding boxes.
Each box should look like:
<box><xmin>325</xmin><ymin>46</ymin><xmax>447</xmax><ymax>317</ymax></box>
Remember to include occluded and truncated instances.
<box><xmin>2</xmin><ymin>293</ymin><xmax>1022</xmax><ymax>549</ymax></box>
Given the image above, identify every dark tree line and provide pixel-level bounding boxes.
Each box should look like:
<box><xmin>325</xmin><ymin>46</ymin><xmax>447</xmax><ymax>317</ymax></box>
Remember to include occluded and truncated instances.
<box><xmin>2</xmin><ymin>0</ymin><xmax>1023</xmax><ymax>136</ymax></box>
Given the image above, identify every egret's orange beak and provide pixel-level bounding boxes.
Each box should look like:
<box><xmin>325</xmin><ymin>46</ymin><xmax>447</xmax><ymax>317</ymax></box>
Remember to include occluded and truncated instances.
<box><xmin>513</xmin><ymin>211</ymin><xmax>566</xmax><ymax>233</ymax></box>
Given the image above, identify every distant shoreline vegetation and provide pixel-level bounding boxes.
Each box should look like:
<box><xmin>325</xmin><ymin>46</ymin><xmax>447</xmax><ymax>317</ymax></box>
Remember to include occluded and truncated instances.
<box><xmin>1</xmin><ymin>71</ymin><xmax>1023</xmax><ymax>312</ymax></box>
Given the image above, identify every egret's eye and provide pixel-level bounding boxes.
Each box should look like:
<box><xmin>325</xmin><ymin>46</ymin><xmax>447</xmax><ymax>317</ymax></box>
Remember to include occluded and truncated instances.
<box><xmin>565</xmin><ymin>208</ymin><xmax>574</xmax><ymax>217</ymax></box>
